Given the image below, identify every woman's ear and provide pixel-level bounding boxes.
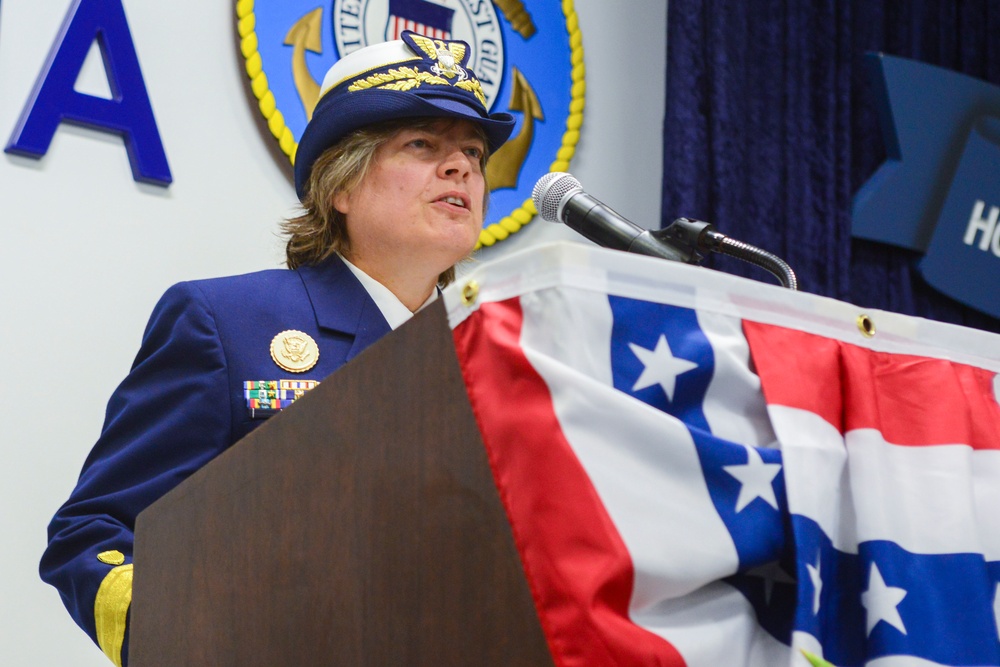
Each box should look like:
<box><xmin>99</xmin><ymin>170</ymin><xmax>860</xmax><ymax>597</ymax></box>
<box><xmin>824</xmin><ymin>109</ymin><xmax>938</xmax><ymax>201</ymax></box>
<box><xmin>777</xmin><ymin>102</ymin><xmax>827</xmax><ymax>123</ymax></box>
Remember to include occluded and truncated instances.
<box><xmin>332</xmin><ymin>190</ymin><xmax>350</xmax><ymax>215</ymax></box>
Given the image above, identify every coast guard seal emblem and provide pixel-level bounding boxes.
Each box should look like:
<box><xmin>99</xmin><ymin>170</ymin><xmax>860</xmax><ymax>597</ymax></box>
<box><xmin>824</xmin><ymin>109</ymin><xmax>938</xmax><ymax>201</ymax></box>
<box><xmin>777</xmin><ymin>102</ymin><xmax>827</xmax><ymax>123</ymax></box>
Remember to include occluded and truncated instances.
<box><xmin>235</xmin><ymin>0</ymin><xmax>584</xmax><ymax>248</ymax></box>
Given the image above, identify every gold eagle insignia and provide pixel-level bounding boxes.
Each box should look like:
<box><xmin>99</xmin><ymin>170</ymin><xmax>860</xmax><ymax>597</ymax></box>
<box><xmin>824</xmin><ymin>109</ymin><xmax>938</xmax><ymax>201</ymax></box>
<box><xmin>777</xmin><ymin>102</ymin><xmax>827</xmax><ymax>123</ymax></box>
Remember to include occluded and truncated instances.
<box><xmin>410</xmin><ymin>34</ymin><xmax>469</xmax><ymax>81</ymax></box>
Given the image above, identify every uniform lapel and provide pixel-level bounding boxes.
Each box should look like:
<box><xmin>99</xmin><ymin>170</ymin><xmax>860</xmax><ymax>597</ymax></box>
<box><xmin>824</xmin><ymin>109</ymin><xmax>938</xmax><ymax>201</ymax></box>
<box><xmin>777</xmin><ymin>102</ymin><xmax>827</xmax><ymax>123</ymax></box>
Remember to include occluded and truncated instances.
<box><xmin>296</xmin><ymin>256</ymin><xmax>392</xmax><ymax>361</ymax></box>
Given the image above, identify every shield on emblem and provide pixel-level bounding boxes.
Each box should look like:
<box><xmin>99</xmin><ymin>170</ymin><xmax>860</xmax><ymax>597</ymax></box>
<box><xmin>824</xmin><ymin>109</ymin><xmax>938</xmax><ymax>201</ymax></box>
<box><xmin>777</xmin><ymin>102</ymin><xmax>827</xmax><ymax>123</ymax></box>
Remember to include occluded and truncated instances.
<box><xmin>385</xmin><ymin>0</ymin><xmax>454</xmax><ymax>41</ymax></box>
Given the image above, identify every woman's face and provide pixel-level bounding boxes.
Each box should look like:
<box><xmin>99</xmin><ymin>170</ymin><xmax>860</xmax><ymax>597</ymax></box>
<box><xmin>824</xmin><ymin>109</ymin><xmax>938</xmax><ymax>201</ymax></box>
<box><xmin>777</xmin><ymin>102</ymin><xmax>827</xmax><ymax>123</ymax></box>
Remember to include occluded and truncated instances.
<box><xmin>334</xmin><ymin>119</ymin><xmax>486</xmax><ymax>282</ymax></box>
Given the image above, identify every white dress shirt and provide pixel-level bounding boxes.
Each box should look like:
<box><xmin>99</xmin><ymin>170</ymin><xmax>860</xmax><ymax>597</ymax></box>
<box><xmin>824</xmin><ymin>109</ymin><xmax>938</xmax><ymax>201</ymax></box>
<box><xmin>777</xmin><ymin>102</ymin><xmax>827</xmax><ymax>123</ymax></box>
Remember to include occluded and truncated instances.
<box><xmin>339</xmin><ymin>254</ymin><xmax>438</xmax><ymax>330</ymax></box>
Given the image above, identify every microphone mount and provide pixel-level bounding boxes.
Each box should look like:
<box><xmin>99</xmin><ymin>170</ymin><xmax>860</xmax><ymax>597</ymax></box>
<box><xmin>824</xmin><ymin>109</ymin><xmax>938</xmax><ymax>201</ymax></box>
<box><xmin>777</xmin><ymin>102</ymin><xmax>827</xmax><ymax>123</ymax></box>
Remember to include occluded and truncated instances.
<box><xmin>666</xmin><ymin>218</ymin><xmax>799</xmax><ymax>291</ymax></box>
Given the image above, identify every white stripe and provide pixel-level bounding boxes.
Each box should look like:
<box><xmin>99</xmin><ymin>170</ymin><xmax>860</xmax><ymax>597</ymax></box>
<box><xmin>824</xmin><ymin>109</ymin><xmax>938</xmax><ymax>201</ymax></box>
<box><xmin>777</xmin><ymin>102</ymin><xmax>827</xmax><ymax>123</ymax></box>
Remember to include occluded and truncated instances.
<box><xmin>975</xmin><ymin>455</ymin><xmax>1000</xmax><ymax>561</ymax></box>
<box><xmin>774</xmin><ymin>405</ymin><xmax>1000</xmax><ymax>557</ymax></box>
<box><xmin>865</xmin><ymin>657</ymin><xmax>950</xmax><ymax>666</ymax></box>
<box><xmin>769</xmin><ymin>406</ymin><xmax>859</xmax><ymax>553</ymax></box>
<box><xmin>790</xmin><ymin>632</ymin><xmax>952</xmax><ymax>667</ymax></box>
<box><xmin>525</xmin><ymin>353</ymin><xmax>739</xmax><ymax>598</ymax></box>
<box><xmin>993</xmin><ymin>582</ymin><xmax>1000</xmax><ymax>641</ymax></box>
<box><xmin>696</xmin><ymin>309</ymin><xmax>777</xmax><ymax>447</ymax></box>
<box><xmin>790</xmin><ymin>632</ymin><xmax>826</xmax><ymax>667</ymax></box>
<box><xmin>633</xmin><ymin>582</ymin><xmax>790</xmax><ymax>667</ymax></box>
<box><xmin>847</xmin><ymin>428</ymin><xmax>993</xmax><ymax>555</ymax></box>
<box><xmin>517</xmin><ymin>288</ymin><xmax>614</xmax><ymax>386</ymax></box>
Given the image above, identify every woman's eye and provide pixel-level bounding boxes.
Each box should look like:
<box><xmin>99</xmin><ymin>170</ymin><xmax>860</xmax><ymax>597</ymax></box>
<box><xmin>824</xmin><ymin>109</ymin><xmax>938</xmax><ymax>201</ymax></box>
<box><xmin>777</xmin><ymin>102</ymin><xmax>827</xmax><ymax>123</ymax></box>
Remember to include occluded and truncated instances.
<box><xmin>408</xmin><ymin>138</ymin><xmax>428</xmax><ymax>148</ymax></box>
<box><xmin>465</xmin><ymin>146</ymin><xmax>484</xmax><ymax>159</ymax></box>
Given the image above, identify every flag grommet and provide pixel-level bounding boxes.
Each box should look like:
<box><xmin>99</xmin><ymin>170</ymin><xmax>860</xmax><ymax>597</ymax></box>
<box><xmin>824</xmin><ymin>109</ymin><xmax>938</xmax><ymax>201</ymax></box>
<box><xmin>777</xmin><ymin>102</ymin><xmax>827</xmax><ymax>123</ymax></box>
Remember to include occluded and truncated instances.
<box><xmin>856</xmin><ymin>314</ymin><xmax>876</xmax><ymax>338</ymax></box>
<box><xmin>461</xmin><ymin>280</ymin><xmax>480</xmax><ymax>307</ymax></box>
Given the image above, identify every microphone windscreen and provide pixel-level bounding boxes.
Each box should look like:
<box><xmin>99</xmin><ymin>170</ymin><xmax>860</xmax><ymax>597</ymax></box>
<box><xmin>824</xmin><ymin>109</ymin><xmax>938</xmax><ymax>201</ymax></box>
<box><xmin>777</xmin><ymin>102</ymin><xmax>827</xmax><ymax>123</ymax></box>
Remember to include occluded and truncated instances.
<box><xmin>532</xmin><ymin>172</ymin><xmax>581</xmax><ymax>222</ymax></box>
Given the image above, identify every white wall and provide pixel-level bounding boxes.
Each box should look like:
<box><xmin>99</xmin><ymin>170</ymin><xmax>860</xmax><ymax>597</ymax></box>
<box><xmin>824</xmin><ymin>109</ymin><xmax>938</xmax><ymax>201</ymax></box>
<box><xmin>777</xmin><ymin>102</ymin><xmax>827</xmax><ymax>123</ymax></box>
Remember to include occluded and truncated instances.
<box><xmin>0</xmin><ymin>1</ymin><xmax>666</xmax><ymax>663</ymax></box>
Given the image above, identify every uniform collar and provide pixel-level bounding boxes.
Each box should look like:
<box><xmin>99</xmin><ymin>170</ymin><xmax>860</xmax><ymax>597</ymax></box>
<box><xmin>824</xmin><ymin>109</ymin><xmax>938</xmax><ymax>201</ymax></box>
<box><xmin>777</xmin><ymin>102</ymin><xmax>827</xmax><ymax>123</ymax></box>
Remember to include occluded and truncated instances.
<box><xmin>296</xmin><ymin>255</ymin><xmax>392</xmax><ymax>361</ymax></box>
<box><xmin>338</xmin><ymin>254</ymin><xmax>438</xmax><ymax>330</ymax></box>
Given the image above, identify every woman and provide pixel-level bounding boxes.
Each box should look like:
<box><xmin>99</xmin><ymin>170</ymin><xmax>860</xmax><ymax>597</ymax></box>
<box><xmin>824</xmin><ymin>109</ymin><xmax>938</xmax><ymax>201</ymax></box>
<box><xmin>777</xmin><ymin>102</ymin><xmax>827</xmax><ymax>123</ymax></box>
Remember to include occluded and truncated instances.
<box><xmin>39</xmin><ymin>31</ymin><xmax>513</xmax><ymax>667</ymax></box>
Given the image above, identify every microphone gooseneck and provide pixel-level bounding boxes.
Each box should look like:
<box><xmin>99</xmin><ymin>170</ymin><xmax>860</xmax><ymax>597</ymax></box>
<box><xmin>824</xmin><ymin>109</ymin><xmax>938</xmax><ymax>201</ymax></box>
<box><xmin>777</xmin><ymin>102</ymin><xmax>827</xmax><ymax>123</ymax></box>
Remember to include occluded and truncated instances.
<box><xmin>697</xmin><ymin>226</ymin><xmax>799</xmax><ymax>291</ymax></box>
<box><xmin>532</xmin><ymin>172</ymin><xmax>798</xmax><ymax>290</ymax></box>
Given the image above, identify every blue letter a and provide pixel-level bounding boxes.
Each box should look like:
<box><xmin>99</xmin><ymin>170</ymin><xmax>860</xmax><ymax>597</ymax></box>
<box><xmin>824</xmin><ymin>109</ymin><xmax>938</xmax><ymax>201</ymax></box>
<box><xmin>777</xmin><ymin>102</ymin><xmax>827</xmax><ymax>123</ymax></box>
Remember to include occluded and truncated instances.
<box><xmin>6</xmin><ymin>0</ymin><xmax>172</xmax><ymax>185</ymax></box>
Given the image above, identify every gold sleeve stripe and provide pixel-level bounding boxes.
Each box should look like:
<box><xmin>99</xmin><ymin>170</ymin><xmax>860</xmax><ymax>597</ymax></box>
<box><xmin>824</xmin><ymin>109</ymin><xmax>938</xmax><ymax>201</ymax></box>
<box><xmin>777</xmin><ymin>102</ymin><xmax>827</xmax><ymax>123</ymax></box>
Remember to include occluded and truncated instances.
<box><xmin>94</xmin><ymin>564</ymin><xmax>134</xmax><ymax>667</ymax></box>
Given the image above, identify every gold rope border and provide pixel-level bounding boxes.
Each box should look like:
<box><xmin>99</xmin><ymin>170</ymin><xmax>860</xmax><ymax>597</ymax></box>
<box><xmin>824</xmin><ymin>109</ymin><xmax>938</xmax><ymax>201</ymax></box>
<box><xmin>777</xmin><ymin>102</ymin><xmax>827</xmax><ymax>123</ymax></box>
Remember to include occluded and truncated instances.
<box><xmin>478</xmin><ymin>0</ymin><xmax>585</xmax><ymax>249</ymax></box>
<box><xmin>236</xmin><ymin>0</ymin><xmax>298</xmax><ymax>159</ymax></box>
<box><xmin>234</xmin><ymin>0</ymin><xmax>585</xmax><ymax>248</ymax></box>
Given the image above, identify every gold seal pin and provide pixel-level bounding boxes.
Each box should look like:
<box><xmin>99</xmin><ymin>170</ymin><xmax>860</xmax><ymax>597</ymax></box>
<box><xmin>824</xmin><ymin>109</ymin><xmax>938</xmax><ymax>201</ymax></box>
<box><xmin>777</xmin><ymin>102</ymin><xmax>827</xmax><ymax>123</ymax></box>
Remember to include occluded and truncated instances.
<box><xmin>270</xmin><ymin>330</ymin><xmax>319</xmax><ymax>373</ymax></box>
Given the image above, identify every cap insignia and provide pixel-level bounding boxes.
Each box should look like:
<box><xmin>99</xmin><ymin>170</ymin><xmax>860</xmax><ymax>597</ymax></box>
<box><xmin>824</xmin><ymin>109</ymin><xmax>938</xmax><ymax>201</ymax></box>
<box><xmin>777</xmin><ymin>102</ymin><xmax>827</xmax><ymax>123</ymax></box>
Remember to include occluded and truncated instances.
<box><xmin>347</xmin><ymin>31</ymin><xmax>486</xmax><ymax>108</ymax></box>
<box><xmin>410</xmin><ymin>33</ymin><xmax>469</xmax><ymax>82</ymax></box>
<box><xmin>270</xmin><ymin>330</ymin><xmax>319</xmax><ymax>373</ymax></box>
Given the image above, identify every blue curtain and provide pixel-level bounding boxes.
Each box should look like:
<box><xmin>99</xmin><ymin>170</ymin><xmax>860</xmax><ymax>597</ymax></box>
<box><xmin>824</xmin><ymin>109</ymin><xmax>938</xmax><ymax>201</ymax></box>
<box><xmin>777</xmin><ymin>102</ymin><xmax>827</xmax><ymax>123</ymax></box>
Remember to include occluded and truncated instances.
<box><xmin>662</xmin><ymin>1</ymin><xmax>1000</xmax><ymax>333</ymax></box>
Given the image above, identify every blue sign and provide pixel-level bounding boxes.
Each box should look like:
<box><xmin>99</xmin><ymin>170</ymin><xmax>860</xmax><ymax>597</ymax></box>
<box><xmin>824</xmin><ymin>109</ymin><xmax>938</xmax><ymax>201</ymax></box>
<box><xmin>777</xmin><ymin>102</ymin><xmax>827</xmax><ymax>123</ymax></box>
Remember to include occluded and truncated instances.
<box><xmin>854</xmin><ymin>54</ymin><xmax>1000</xmax><ymax>319</ymax></box>
<box><xmin>5</xmin><ymin>0</ymin><xmax>171</xmax><ymax>186</ymax></box>
<box><xmin>919</xmin><ymin>119</ymin><xmax>1000</xmax><ymax>318</ymax></box>
<box><xmin>236</xmin><ymin>0</ymin><xmax>584</xmax><ymax>248</ymax></box>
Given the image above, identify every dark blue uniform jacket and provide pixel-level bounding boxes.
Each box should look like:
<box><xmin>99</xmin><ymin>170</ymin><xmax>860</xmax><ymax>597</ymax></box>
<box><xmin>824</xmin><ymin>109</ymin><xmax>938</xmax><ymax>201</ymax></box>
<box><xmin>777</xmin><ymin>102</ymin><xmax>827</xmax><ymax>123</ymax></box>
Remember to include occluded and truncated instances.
<box><xmin>39</xmin><ymin>256</ymin><xmax>391</xmax><ymax>662</ymax></box>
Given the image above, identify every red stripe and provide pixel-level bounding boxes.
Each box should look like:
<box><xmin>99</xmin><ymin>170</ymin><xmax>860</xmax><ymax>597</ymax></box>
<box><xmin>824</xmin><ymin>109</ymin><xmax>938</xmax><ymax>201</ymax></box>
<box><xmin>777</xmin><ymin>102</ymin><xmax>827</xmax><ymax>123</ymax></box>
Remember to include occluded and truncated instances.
<box><xmin>452</xmin><ymin>299</ymin><xmax>687</xmax><ymax>667</ymax></box>
<box><xmin>744</xmin><ymin>321</ymin><xmax>1000</xmax><ymax>449</ymax></box>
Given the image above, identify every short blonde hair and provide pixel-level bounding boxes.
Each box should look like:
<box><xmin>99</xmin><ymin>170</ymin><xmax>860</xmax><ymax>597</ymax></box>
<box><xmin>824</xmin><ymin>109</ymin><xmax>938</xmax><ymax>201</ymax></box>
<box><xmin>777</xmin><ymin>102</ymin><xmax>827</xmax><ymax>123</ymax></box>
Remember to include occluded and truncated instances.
<box><xmin>283</xmin><ymin>118</ymin><xmax>489</xmax><ymax>286</ymax></box>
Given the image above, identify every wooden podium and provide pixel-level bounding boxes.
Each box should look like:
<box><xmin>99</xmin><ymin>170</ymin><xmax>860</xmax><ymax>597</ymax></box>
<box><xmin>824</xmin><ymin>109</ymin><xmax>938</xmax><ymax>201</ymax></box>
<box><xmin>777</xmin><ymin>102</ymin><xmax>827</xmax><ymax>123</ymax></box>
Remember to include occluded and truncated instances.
<box><xmin>128</xmin><ymin>301</ymin><xmax>553</xmax><ymax>666</ymax></box>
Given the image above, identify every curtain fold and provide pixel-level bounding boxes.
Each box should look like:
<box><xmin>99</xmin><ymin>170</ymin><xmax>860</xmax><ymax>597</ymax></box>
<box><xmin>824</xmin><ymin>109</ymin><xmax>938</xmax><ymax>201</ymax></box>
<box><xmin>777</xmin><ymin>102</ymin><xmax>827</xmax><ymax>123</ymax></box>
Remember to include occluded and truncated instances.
<box><xmin>662</xmin><ymin>1</ymin><xmax>1000</xmax><ymax>333</ymax></box>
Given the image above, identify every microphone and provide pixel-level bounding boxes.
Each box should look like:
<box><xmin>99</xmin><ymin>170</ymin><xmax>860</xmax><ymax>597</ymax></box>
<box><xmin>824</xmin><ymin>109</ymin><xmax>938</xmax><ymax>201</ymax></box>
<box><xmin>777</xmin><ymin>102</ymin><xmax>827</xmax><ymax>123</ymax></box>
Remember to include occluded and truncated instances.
<box><xmin>532</xmin><ymin>172</ymin><xmax>704</xmax><ymax>263</ymax></box>
<box><xmin>531</xmin><ymin>172</ymin><xmax>799</xmax><ymax>289</ymax></box>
